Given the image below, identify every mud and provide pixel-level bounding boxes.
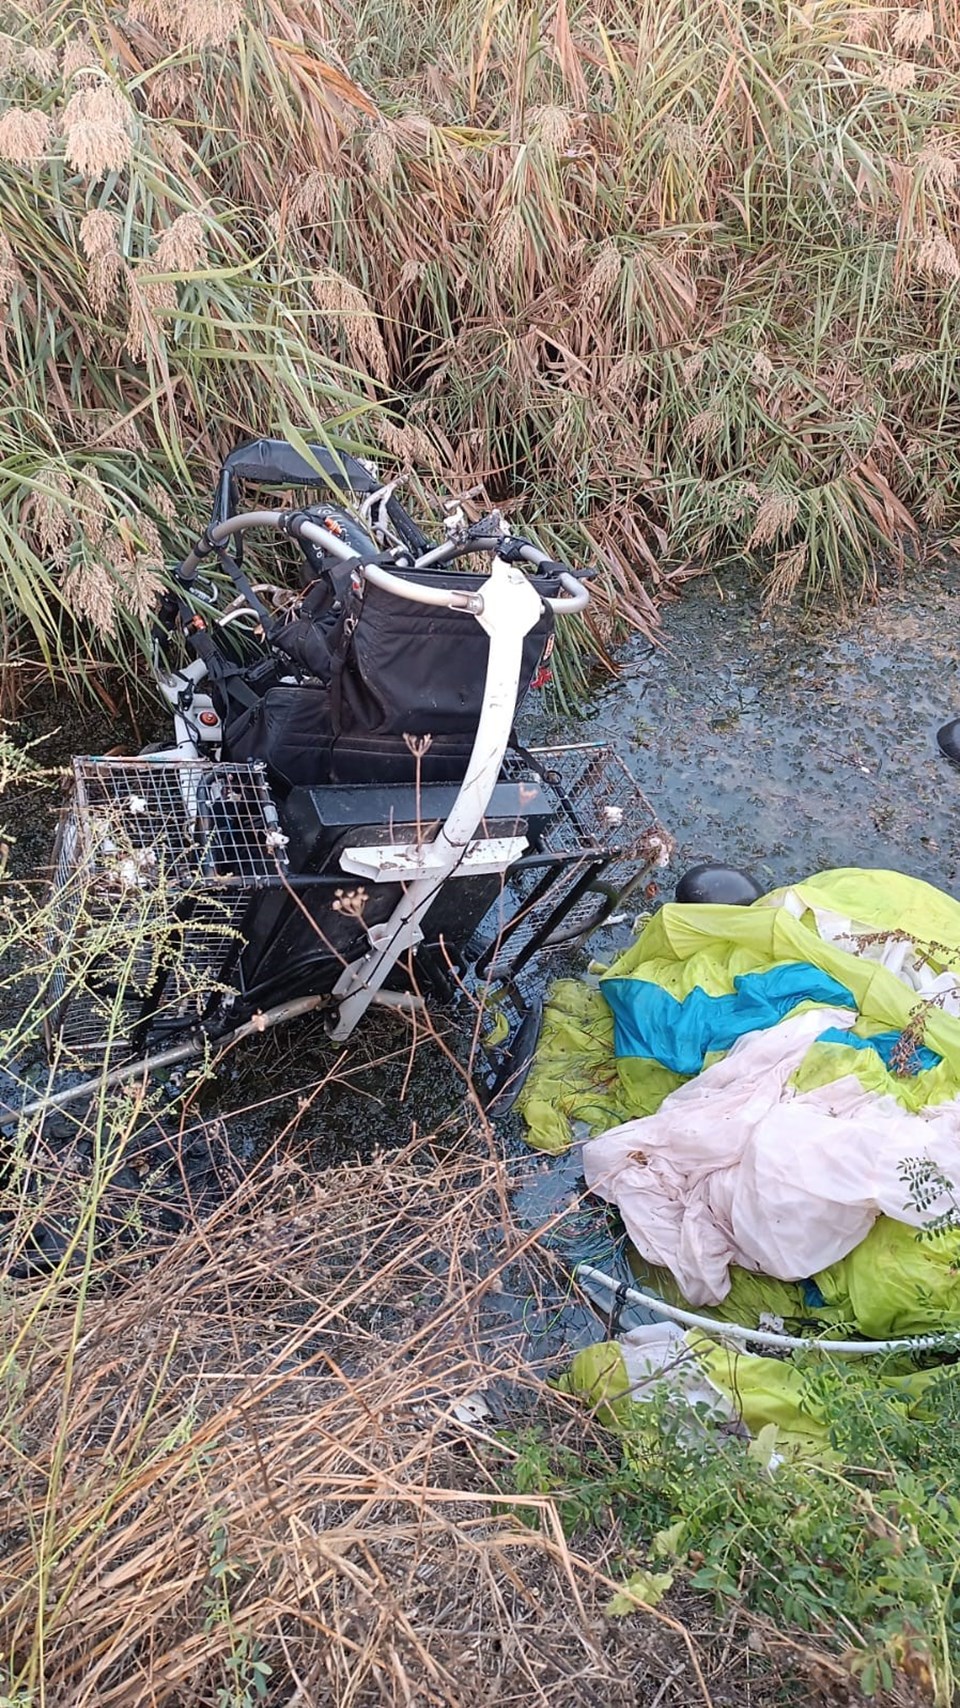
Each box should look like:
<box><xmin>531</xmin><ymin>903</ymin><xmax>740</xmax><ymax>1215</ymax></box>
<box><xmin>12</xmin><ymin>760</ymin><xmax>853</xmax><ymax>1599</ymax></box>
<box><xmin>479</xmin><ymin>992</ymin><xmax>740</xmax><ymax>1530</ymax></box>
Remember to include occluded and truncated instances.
<box><xmin>588</xmin><ymin>563</ymin><xmax>960</xmax><ymax>893</ymax></box>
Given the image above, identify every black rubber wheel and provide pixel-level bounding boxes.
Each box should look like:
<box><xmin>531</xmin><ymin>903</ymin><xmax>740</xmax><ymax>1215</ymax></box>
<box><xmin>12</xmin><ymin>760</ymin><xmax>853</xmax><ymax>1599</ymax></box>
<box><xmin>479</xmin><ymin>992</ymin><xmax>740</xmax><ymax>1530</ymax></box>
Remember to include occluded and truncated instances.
<box><xmin>675</xmin><ymin>863</ymin><xmax>763</xmax><ymax>906</ymax></box>
<box><xmin>937</xmin><ymin>719</ymin><xmax>960</xmax><ymax>765</ymax></box>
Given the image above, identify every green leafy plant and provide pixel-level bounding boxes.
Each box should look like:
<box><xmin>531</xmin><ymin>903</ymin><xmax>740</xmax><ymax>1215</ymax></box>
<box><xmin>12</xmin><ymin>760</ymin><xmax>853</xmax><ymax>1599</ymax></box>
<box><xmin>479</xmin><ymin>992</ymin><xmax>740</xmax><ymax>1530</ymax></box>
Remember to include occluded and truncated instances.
<box><xmin>506</xmin><ymin>1360</ymin><xmax>960</xmax><ymax>1703</ymax></box>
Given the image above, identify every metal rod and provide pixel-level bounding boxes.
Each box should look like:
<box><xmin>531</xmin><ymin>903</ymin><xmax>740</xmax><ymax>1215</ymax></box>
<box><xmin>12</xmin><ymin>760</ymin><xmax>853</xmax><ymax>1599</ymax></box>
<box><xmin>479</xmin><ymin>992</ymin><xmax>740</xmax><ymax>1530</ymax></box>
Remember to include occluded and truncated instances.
<box><xmin>4</xmin><ymin>994</ymin><xmax>329</xmax><ymax>1124</ymax></box>
<box><xmin>575</xmin><ymin>1262</ymin><xmax>956</xmax><ymax>1356</ymax></box>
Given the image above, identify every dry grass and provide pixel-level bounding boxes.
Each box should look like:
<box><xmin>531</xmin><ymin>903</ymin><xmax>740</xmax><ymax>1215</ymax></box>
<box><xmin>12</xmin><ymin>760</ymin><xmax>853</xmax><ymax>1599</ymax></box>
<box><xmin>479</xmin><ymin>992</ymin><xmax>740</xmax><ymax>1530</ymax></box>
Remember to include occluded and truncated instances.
<box><xmin>0</xmin><ymin>1109</ymin><xmax>787</xmax><ymax>1708</ymax></box>
<box><xmin>2</xmin><ymin>0</ymin><xmax>960</xmax><ymax>701</ymax></box>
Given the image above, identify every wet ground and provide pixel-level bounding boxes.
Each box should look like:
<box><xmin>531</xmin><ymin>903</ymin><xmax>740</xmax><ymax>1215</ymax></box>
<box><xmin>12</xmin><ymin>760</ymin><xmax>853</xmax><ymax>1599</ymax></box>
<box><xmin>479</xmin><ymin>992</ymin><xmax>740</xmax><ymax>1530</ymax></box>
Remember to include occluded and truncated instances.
<box><xmin>6</xmin><ymin>560</ymin><xmax>960</xmax><ymax>1344</ymax></box>
<box><xmin>543</xmin><ymin>560</ymin><xmax>960</xmax><ymax>893</ymax></box>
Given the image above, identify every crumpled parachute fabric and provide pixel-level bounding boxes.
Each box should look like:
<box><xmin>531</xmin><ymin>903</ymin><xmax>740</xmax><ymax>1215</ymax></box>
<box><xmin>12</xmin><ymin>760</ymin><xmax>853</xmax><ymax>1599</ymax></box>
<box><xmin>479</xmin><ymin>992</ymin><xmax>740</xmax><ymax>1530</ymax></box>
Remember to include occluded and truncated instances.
<box><xmin>520</xmin><ymin>868</ymin><xmax>960</xmax><ymax>1339</ymax></box>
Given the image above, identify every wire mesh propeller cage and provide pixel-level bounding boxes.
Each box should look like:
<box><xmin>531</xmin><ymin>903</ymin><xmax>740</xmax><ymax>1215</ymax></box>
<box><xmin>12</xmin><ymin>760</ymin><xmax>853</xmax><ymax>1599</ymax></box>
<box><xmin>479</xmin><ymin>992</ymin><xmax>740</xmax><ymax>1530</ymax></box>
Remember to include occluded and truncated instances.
<box><xmin>475</xmin><ymin>744</ymin><xmax>670</xmax><ymax>974</ymax></box>
<box><xmin>45</xmin><ymin>759</ymin><xmax>287</xmax><ymax>1067</ymax></box>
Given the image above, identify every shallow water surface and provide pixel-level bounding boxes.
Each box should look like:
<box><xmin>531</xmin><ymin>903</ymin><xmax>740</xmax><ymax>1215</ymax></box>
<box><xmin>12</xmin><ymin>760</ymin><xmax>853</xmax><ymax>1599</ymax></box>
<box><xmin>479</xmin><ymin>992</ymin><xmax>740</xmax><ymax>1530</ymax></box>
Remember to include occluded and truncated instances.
<box><xmin>593</xmin><ymin>565</ymin><xmax>960</xmax><ymax>893</ymax></box>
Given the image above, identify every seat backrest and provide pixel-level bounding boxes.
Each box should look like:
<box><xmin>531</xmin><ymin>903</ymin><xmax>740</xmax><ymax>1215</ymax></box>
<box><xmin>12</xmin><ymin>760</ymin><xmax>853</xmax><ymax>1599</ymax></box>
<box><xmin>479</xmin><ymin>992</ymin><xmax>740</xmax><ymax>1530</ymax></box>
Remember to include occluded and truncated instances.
<box><xmin>213</xmin><ymin>438</ymin><xmax>432</xmax><ymax>562</ymax></box>
<box><xmin>334</xmin><ymin>570</ymin><xmax>556</xmax><ymax>741</ymax></box>
<box><xmin>218</xmin><ymin>566</ymin><xmax>557</xmax><ymax>792</ymax></box>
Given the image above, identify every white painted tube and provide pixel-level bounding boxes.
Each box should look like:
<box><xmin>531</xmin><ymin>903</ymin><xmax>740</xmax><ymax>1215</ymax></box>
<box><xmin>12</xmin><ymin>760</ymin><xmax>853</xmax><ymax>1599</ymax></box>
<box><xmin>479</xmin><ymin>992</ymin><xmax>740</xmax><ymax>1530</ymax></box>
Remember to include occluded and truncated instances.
<box><xmin>575</xmin><ymin>1262</ymin><xmax>958</xmax><ymax>1356</ymax></box>
<box><xmin>328</xmin><ymin>556</ymin><xmax>545</xmax><ymax>1041</ymax></box>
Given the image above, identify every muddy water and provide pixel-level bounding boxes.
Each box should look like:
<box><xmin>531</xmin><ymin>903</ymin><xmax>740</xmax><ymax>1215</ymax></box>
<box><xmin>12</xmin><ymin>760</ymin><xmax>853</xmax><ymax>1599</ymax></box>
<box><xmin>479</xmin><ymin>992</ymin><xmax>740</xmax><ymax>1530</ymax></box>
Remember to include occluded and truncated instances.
<box><xmin>5</xmin><ymin>565</ymin><xmax>960</xmax><ymax>1347</ymax></box>
<box><xmin>540</xmin><ymin>563</ymin><xmax>960</xmax><ymax>893</ymax></box>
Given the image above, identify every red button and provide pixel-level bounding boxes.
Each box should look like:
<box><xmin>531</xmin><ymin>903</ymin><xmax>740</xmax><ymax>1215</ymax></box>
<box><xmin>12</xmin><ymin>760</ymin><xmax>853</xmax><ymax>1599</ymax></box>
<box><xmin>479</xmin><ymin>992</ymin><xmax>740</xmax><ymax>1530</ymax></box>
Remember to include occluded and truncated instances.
<box><xmin>199</xmin><ymin>710</ymin><xmax>219</xmax><ymax>727</ymax></box>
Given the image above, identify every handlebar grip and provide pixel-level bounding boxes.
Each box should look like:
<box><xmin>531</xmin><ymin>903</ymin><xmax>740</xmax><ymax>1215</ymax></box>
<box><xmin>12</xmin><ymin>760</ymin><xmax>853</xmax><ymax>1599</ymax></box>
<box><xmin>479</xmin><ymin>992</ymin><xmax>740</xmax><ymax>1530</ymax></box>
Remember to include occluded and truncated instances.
<box><xmin>361</xmin><ymin>561</ymin><xmax>483</xmax><ymax>611</ymax></box>
<box><xmin>544</xmin><ymin>572</ymin><xmax>590</xmax><ymax>614</ymax></box>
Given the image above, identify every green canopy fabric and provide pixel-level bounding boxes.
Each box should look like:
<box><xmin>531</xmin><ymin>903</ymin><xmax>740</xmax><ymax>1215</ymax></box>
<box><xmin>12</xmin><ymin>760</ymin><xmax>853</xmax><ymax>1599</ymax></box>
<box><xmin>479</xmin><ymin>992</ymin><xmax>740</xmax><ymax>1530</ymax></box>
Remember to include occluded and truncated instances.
<box><xmin>521</xmin><ymin>868</ymin><xmax>960</xmax><ymax>1346</ymax></box>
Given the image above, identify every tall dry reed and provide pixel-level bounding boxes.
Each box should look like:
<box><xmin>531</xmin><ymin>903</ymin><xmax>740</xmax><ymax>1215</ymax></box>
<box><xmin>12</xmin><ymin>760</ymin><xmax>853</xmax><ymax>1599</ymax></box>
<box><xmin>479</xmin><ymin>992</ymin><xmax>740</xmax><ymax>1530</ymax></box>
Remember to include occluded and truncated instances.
<box><xmin>1</xmin><ymin>0</ymin><xmax>959</xmax><ymax>692</ymax></box>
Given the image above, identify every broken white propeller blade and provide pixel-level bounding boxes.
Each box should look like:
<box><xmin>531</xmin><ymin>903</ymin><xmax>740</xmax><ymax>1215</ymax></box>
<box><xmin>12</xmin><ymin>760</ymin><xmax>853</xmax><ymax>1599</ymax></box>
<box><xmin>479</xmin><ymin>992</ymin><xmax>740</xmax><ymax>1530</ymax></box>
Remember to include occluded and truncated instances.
<box><xmin>339</xmin><ymin>834</ymin><xmax>528</xmax><ymax>883</ymax></box>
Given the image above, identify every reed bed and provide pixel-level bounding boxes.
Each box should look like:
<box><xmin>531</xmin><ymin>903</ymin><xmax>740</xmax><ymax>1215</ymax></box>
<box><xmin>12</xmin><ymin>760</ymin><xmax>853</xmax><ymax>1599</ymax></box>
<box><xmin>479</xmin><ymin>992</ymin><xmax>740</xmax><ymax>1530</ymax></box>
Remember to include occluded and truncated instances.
<box><xmin>1</xmin><ymin>0</ymin><xmax>959</xmax><ymax>704</ymax></box>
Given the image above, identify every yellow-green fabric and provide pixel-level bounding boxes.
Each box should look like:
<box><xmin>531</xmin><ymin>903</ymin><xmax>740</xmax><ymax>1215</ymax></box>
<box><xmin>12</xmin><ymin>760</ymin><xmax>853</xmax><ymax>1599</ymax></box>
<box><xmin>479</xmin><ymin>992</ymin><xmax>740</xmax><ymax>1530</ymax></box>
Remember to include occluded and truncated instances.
<box><xmin>763</xmin><ymin>868</ymin><xmax>960</xmax><ymax>954</ymax></box>
<box><xmin>559</xmin><ymin>1335</ymin><xmax>953</xmax><ymax>1461</ymax></box>
<box><xmin>819</xmin><ymin>1219</ymin><xmax>960</xmax><ymax>1339</ymax></box>
<box><xmin>520</xmin><ymin>868</ymin><xmax>960</xmax><ymax>1341</ymax></box>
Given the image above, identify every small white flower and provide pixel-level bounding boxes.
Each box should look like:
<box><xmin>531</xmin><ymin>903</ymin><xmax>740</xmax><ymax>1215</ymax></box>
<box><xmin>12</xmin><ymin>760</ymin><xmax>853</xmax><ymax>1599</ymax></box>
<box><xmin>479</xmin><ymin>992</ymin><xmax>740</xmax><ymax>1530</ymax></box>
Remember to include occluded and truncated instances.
<box><xmin>127</xmin><ymin>795</ymin><xmax>148</xmax><ymax>815</ymax></box>
<box><xmin>116</xmin><ymin>847</ymin><xmax>157</xmax><ymax>888</ymax></box>
<box><xmin>643</xmin><ymin>831</ymin><xmax>673</xmax><ymax>868</ymax></box>
<box><xmin>602</xmin><ymin>804</ymin><xmax>625</xmax><ymax>827</ymax></box>
<box><xmin>264</xmin><ymin>829</ymin><xmax>289</xmax><ymax>851</ymax></box>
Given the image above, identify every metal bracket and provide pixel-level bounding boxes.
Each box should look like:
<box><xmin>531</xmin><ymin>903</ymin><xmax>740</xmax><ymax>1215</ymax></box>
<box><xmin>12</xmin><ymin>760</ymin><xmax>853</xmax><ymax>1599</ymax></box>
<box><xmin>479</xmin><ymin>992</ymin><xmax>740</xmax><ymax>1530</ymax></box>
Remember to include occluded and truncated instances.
<box><xmin>362</xmin><ymin>919</ymin><xmax>424</xmax><ymax>954</ymax></box>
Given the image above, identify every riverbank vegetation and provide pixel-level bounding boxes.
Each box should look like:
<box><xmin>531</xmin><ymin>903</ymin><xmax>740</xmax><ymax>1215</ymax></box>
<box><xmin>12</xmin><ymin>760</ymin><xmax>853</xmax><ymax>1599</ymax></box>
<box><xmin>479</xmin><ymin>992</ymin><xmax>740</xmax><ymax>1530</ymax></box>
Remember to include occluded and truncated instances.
<box><xmin>2</xmin><ymin>0</ymin><xmax>960</xmax><ymax>705</ymax></box>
